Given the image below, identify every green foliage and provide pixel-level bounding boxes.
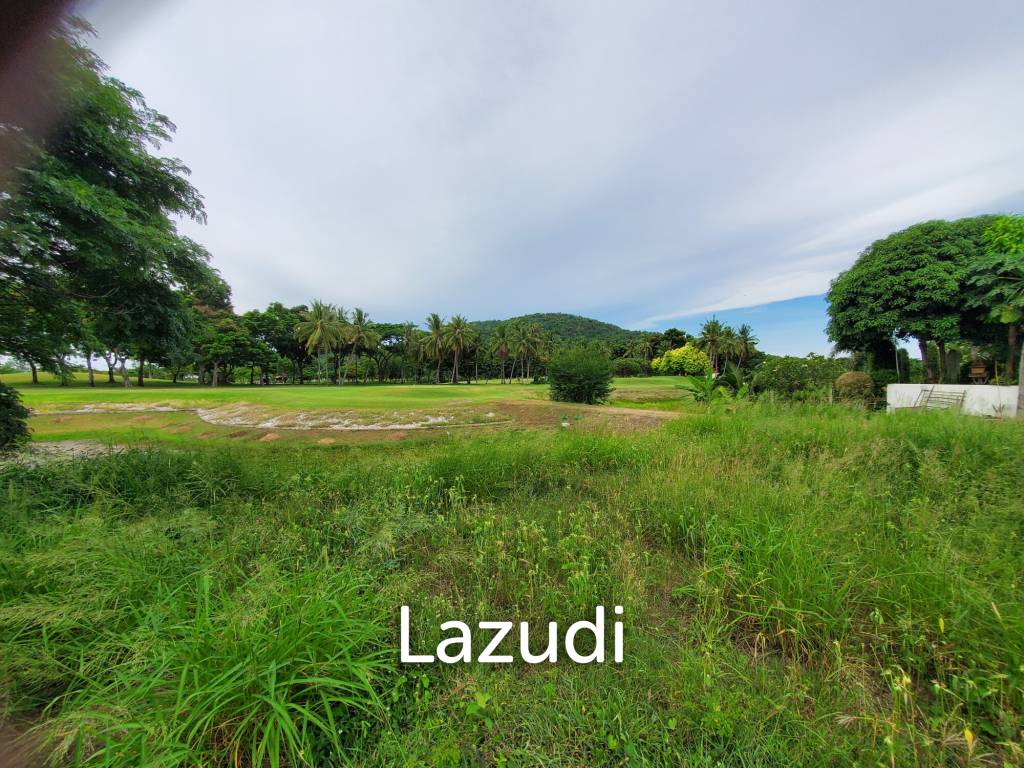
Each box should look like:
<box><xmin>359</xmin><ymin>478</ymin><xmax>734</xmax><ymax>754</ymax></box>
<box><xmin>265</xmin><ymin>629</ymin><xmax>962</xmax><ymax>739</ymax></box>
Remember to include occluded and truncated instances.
<box><xmin>470</xmin><ymin>313</ymin><xmax>650</xmax><ymax>347</ymax></box>
<box><xmin>0</xmin><ymin>382</ymin><xmax>30</xmax><ymax>451</ymax></box>
<box><xmin>612</xmin><ymin>357</ymin><xmax>649</xmax><ymax>377</ymax></box>
<box><xmin>826</xmin><ymin>216</ymin><xmax>996</xmax><ymax>360</ymax></box>
<box><xmin>753</xmin><ymin>353</ymin><xmax>848</xmax><ymax>399</ymax></box>
<box><xmin>834</xmin><ymin>371</ymin><xmax>874</xmax><ymax>403</ymax></box>
<box><xmin>675</xmin><ymin>373</ymin><xmax>731</xmax><ymax>405</ymax></box>
<box><xmin>548</xmin><ymin>347</ymin><xmax>615</xmax><ymax>404</ymax></box>
<box><xmin>0</xmin><ymin>20</ymin><xmax>217</xmax><ymax>372</ymax></box>
<box><xmin>651</xmin><ymin>344</ymin><xmax>711</xmax><ymax>375</ymax></box>
<box><xmin>2</xmin><ymin>406</ymin><xmax>1023</xmax><ymax>765</ymax></box>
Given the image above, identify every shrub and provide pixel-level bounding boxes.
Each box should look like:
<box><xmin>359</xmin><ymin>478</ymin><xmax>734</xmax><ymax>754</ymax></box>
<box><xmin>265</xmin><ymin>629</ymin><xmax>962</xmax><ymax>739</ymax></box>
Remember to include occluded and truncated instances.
<box><xmin>651</xmin><ymin>344</ymin><xmax>711</xmax><ymax>376</ymax></box>
<box><xmin>612</xmin><ymin>357</ymin><xmax>649</xmax><ymax>377</ymax></box>
<box><xmin>752</xmin><ymin>354</ymin><xmax>848</xmax><ymax>399</ymax></box>
<box><xmin>0</xmin><ymin>382</ymin><xmax>29</xmax><ymax>451</ymax></box>
<box><xmin>548</xmin><ymin>348</ymin><xmax>614</xmax><ymax>404</ymax></box>
<box><xmin>834</xmin><ymin>371</ymin><xmax>874</xmax><ymax>403</ymax></box>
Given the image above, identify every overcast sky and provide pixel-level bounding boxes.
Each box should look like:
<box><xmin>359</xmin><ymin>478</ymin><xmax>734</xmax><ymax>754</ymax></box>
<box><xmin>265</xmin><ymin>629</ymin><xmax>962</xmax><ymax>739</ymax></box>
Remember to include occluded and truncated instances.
<box><xmin>80</xmin><ymin>0</ymin><xmax>1024</xmax><ymax>354</ymax></box>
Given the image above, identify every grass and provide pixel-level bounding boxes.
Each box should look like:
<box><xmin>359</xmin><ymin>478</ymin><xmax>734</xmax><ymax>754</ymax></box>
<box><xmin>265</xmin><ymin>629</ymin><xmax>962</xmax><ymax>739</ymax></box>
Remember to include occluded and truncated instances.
<box><xmin>4</xmin><ymin>371</ymin><xmax>547</xmax><ymax>413</ymax></box>
<box><xmin>1</xmin><ymin>381</ymin><xmax>1023</xmax><ymax>765</ymax></box>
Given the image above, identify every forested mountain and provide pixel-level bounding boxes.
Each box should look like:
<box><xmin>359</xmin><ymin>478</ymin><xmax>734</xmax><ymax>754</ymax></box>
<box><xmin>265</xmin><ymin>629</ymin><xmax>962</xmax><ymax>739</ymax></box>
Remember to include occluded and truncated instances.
<box><xmin>469</xmin><ymin>313</ymin><xmax>650</xmax><ymax>344</ymax></box>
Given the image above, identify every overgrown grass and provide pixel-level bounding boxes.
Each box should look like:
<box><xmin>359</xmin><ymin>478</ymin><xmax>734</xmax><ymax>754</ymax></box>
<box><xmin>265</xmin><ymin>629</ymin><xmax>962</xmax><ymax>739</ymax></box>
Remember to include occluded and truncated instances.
<box><xmin>1</xmin><ymin>404</ymin><xmax>1022</xmax><ymax>765</ymax></box>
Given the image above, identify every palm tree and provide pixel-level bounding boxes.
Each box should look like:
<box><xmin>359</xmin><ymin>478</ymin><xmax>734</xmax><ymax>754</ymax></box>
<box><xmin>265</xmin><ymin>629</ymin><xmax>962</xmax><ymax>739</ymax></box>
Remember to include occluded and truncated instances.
<box><xmin>423</xmin><ymin>313</ymin><xmax>447</xmax><ymax>383</ymax></box>
<box><xmin>696</xmin><ymin>317</ymin><xmax>727</xmax><ymax>373</ymax></box>
<box><xmin>399</xmin><ymin>322</ymin><xmax>418</xmax><ymax>383</ymax></box>
<box><xmin>509</xmin><ymin>322</ymin><xmax>529</xmax><ymax>382</ymax></box>
<box><xmin>491</xmin><ymin>323</ymin><xmax>511</xmax><ymax>383</ymax></box>
<box><xmin>341</xmin><ymin>307</ymin><xmax>378</xmax><ymax>385</ymax></box>
<box><xmin>734</xmin><ymin>324</ymin><xmax>759</xmax><ymax>369</ymax></box>
<box><xmin>294</xmin><ymin>300</ymin><xmax>346</xmax><ymax>383</ymax></box>
<box><xmin>445</xmin><ymin>315</ymin><xmax>472</xmax><ymax>384</ymax></box>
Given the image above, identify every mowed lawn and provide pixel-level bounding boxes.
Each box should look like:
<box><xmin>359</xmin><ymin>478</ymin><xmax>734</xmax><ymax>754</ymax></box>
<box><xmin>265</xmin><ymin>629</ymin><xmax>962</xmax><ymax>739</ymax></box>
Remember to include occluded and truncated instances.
<box><xmin>7</xmin><ymin>373</ymin><xmax>685</xmax><ymax>447</ymax></box>
<box><xmin>7</xmin><ymin>371</ymin><xmax>547</xmax><ymax>412</ymax></box>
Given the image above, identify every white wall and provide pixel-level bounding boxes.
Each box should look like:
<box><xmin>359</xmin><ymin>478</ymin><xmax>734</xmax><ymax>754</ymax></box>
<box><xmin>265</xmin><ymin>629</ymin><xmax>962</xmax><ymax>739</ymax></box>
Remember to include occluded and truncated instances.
<box><xmin>887</xmin><ymin>384</ymin><xmax>1019</xmax><ymax>417</ymax></box>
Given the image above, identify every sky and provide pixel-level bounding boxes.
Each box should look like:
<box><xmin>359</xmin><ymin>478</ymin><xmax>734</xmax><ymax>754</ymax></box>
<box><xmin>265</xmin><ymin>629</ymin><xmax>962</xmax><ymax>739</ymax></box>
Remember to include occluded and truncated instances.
<box><xmin>79</xmin><ymin>0</ymin><xmax>1024</xmax><ymax>355</ymax></box>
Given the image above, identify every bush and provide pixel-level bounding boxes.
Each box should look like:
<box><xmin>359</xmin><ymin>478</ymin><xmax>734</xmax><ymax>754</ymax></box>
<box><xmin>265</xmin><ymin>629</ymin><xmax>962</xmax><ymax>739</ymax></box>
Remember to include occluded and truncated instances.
<box><xmin>834</xmin><ymin>371</ymin><xmax>875</xmax><ymax>403</ymax></box>
<box><xmin>0</xmin><ymin>382</ymin><xmax>29</xmax><ymax>451</ymax></box>
<box><xmin>651</xmin><ymin>344</ymin><xmax>711</xmax><ymax>376</ymax></box>
<box><xmin>548</xmin><ymin>348</ymin><xmax>614</xmax><ymax>404</ymax></box>
<box><xmin>612</xmin><ymin>357</ymin><xmax>649</xmax><ymax>377</ymax></box>
<box><xmin>752</xmin><ymin>354</ymin><xmax>848</xmax><ymax>399</ymax></box>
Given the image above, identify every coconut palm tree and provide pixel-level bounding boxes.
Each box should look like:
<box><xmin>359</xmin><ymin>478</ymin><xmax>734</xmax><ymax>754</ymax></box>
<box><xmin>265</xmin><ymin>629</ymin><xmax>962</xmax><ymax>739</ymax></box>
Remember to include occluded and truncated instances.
<box><xmin>445</xmin><ymin>315</ymin><xmax>472</xmax><ymax>384</ymax></box>
<box><xmin>399</xmin><ymin>322</ymin><xmax>418</xmax><ymax>383</ymax></box>
<box><xmin>341</xmin><ymin>307</ymin><xmax>378</xmax><ymax>385</ymax></box>
<box><xmin>696</xmin><ymin>317</ymin><xmax>727</xmax><ymax>373</ymax></box>
<box><xmin>294</xmin><ymin>300</ymin><xmax>346</xmax><ymax>383</ymax></box>
<box><xmin>423</xmin><ymin>313</ymin><xmax>447</xmax><ymax>383</ymax></box>
<box><xmin>734</xmin><ymin>324</ymin><xmax>759</xmax><ymax>369</ymax></box>
<box><xmin>491</xmin><ymin>323</ymin><xmax>511</xmax><ymax>383</ymax></box>
<box><xmin>508</xmin><ymin>322</ymin><xmax>529</xmax><ymax>382</ymax></box>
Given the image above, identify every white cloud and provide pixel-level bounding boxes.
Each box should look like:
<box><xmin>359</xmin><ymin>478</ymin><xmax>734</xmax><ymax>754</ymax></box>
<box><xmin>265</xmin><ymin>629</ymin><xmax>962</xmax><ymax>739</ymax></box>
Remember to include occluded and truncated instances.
<box><xmin>82</xmin><ymin>0</ymin><xmax>1024</xmax><ymax>333</ymax></box>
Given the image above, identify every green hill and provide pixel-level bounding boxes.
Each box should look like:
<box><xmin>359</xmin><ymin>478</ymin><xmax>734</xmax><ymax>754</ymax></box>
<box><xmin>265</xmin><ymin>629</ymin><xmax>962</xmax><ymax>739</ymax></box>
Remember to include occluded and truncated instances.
<box><xmin>469</xmin><ymin>312</ymin><xmax>650</xmax><ymax>345</ymax></box>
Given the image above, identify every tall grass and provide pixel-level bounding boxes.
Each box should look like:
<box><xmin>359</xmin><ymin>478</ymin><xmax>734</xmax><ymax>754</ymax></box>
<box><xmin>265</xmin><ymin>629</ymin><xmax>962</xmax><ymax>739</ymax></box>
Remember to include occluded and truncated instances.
<box><xmin>1</xmin><ymin>405</ymin><xmax>1022</xmax><ymax>765</ymax></box>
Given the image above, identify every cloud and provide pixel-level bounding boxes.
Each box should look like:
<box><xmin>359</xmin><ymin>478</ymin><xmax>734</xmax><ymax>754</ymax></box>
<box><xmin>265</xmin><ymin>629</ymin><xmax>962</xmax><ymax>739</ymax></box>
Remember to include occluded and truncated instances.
<box><xmin>82</xmin><ymin>0</ymin><xmax>1024</xmax><ymax>338</ymax></box>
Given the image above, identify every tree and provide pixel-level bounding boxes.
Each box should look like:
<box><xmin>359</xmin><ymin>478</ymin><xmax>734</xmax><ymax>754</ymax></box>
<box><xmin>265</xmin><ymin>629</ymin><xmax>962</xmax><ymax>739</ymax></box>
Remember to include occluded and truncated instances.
<box><xmin>696</xmin><ymin>318</ymin><xmax>727</xmax><ymax>373</ymax></box>
<box><xmin>342</xmin><ymin>308</ymin><xmax>377</xmax><ymax>385</ymax></box>
<box><xmin>969</xmin><ymin>214</ymin><xmax>1024</xmax><ymax>414</ymax></box>
<box><xmin>733</xmin><ymin>324</ymin><xmax>758</xmax><ymax>369</ymax></box>
<box><xmin>651</xmin><ymin>344</ymin><xmax>711</xmax><ymax>375</ymax></box>
<box><xmin>548</xmin><ymin>347</ymin><xmax>614</xmax><ymax>404</ymax></box>
<box><xmin>491</xmin><ymin>323</ymin><xmax>511</xmax><ymax>383</ymax></box>
<box><xmin>0</xmin><ymin>20</ymin><xmax>212</xmax><ymax>377</ymax></box>
<box><xmin>423</xmin><ymin>313</ymin><xmax>447</xmax><ymax>383</ymax></box>
<box><xmin>294</xmin><ymin>301</ymin><xmax>346</xmax><ymax>383</ymax></box>
<box><xmin>444</xmin><ymin>315</ymin><xmax>473</xmax><ymax>384</ymax></box>
<box><xmin>827</xmin><ymin>217</ymin><xmax>996</xmax><ymax>382</ymax></box>
<box><xmin>968</xmin><ymin>215</ymin><xmax>1024</xmax><ymax>388</ymax></box>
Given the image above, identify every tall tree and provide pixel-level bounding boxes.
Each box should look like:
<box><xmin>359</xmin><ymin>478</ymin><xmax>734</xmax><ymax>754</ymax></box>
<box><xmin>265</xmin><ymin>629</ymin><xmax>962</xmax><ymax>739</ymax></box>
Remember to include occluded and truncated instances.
<box><xmin>342</xmin><ymin>307</ymin><xmax>377</xmax><ymax>385</ymax></box>
<box><xmin>445</xmin><ymin>315</ymin><xmax>472</xmax><ymax>384</ymax></box>
<box><xmin>423</xmin><ymin>313</ymin><xmax>447</xmax><ymax>383</ymax></box>
<box><xmin>0</xmin><ymin>19</ymin><xmax>212</xmax><ymax>374</ymax></box>
<box><xmin>696</xmin><ymin>318</ymin><xmax>727</xmax><ymax>373</ymax></box>
<box><xmin>491</xmin><ymin>323</ymin><xmax>511</xmax><ymax>383</ymax></box>
<box><xmin>827</xmin><ymin>216</ymin><xmax>996</xmax><ymax>382</ymax></box>
<box><xmin>294</xmin><ymin>301</ymin><xmax>346</xmax><ymax>383</ymax></box>
<box><xmin>968</xmin><ymin>214</ymin><xmax>1024</xmax><ymax>411</ymax></box>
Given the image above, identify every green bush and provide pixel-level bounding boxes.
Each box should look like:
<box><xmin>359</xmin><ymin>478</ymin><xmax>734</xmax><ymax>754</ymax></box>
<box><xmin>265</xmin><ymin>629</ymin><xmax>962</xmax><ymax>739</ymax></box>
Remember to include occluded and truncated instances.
<box><xmin>0</xmin><ymin>382</ymin><xmax>29</xmax><ymax>451</ymax></box>
<box><xmin>651</xmin><ymin>344</ymin><xmax>711</xmax><ymax>376</ymax></box>
<box><xmin>834</xmin><ymin>371</ymin><xmax>874</xmax><ymax>403</ymax></box>
<box><xmin>612</xmin><ymin>357</ymin><xmax>649</xmax><ymax>377</ymax></box>
<box><xmin>548</xmin><ymin>347</ymin><xmax>614</xmax><ymax>404</ymax></box>
<box><xmin>752</xmin><ymin>354</ymin><xmax>848</xmax><ymax>399</ymax></box>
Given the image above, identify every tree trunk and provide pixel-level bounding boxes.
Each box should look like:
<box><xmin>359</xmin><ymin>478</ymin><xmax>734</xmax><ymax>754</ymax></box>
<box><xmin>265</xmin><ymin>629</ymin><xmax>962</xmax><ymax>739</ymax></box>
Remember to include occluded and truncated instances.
<box><xmin>436</xmin><ymin>358</ymin><xmax>441</xmax><ymax>384</ymax></box>
<box><xmin>1017</xmin><ymin>334</ymin><xmax>1023</xmax><ymax>418</ymax></box>
<box><xmin>106</xmin><ymin>360</ymin><xmax>115</xmax><ymax>384</ymax></box>
<box><xmin>211</xmin><ymin>359</ymin><xmax>220</xmax><ymax>387</ymax></box>
<box><xmin>450</xmin><ymin>351</ymin><xmax>458</xmax><ymax>384</ymax></box>
<box><xmin>917</xmin><ymin>338</ymin><xmax>934</xmax><ymax>383</ymax></box>
<box><xmin>342</xmin><ymin>343</ymin><xmax>357</xmax><ymax>385</ymax></box>
<box><xmin>86</xmin><ymin>353</ymin><xmax>94</xmax><ymax>386</ymax></box>
<box><xmin>30</xmin><ymin>362</ymin><xmax>38</xmax><ymax>384</ymax></box>
<box><xmin>119</xmin><ymin>357</ymin><xmax>131</xmax><ymax>388</ymax></box>
<box><xmin>137</xmin><ymin>354</ymin><xmax>145</xmax><ymax>387</ymax></box>
<box><xmin>1008</xmin><ymin>325</ymin><xmax>1018</xmax><ymax>383</ymax></box>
